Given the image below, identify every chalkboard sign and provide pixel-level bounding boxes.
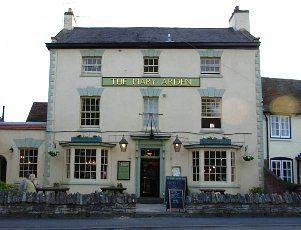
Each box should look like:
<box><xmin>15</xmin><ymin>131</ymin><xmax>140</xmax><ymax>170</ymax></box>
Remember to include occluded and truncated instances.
<box><xmin>117</xmin><ymin>161</ymin><xmax>130</xmax><ymax>180</ymax></box>
<box><xmin>168</xmin><ymin>189</ymin><xmax>184</xmax><ymax>210</ymax></box>
<box><xmin>165</xmin><ymin>176</ymin><xmax>187</xmax><ymax>210</ymax></box>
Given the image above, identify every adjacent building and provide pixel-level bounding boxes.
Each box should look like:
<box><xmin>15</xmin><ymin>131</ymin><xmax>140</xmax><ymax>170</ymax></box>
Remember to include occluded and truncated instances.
<box><xmin>0</xmin><ymin>7</ymin><xmax>265</xmax><ymax>197</ymax></box>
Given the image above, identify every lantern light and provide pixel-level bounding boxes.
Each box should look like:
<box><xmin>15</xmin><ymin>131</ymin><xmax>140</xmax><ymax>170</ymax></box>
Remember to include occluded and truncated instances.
<box><xmin>173</xmin><ymin>135</ymin><xmax>182</xmax><ymax>152</ymax></box>
<box><xmin>119</xmin><ymin>135</ymin><xmax>128</xmax><ymax>152</ymax></box>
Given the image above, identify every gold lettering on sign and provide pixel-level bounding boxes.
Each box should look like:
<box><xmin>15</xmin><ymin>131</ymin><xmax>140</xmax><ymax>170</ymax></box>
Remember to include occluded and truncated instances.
<box><xmin>162</xmin><ymin>79</ymin><xmax>167</xmax><ymax>85</ymax></box>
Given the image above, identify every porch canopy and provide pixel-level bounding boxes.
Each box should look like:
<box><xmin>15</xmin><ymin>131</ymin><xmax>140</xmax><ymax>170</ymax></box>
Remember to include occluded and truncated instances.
<box><xmin>184</xmin><ymin>138</ymin><xmax>242</xmax><ymax>149</ymax></box>
<box><xmin>59</xmin><ymin>136</ymin><xmax>116</xmax><ymax>148</ymax></box>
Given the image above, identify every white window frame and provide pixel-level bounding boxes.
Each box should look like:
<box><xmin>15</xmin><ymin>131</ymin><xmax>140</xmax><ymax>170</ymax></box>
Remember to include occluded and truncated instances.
<box><xmin>270</xmin><ymin>115</ymin><xmax>291</xmax><ymax>139</ymax></box>
<box><xmin>65</xmin><ymin>148</ymin><xmax>109</xmax><ymax>181</ymax></box>
<box><xmin>191</xmin><ymin>149</ymin><xmax>235</xmax><ymax>183</ymax></box>
<box><xmin>143</xmin><ymin>96</ymin><xmax>159</xmax><ymax>128</ymax></box>
<box><xmin>82</xmin><ymin>57</ymin><xmax>102</xmax><ymax>74</ymax></box>
<box><xmin>19</xmin><ymin>148</ymin><xmax>38</xmax><ymax>178</ymax></box>
<box><xmin>80</xmin><ymin>97</ymin><xmax>100</xmax><ymax>127</ymax></box>
<box><xmin>270</xmin><ymin>159</ymin><xmax>293</xmax><ymax>182</ymax></box>
<box><xmin>144</xmin><ymin>57</ymin><xmax>159</xmax><ymax>74</ymax></box>
<box><xmin>201</xmin><ymin>97</ymin><xmax>222</xmax><ymax>129</ymax></box>
<box><xmin>201</xmin><ymin>57</ymin><xmax>221</xmax><ymax>74</ymax></box>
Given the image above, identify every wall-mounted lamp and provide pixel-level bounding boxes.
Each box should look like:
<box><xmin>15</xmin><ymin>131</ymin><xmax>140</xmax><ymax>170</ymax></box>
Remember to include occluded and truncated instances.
<box><xmin>119</xmin><ymin>135</ymin><xmax>128</xmax><ymax>152</ymax></box>
<box><xmin>9</xmin><ymin>146</ymin><xmax>14</xmax><ymax>153</ymax></box>
<box><xmin>173</xmin><ymin>135</ymin><xmax>182</xmax><ymax>152</ymax></box>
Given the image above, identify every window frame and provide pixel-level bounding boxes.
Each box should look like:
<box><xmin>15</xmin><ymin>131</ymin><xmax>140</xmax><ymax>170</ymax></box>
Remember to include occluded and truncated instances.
<box><xmin>143</xmin><ymin>57</ymin><xmax>159</xmax><ymax>74</ymax></box>
<box><xmin>270</xmin><ymin>157</ymin><xmax>293</xmax><ymax>183</ymax></box>
<box><xmin>65</xmin><ymin>148</ymin><xmax>109</xmax><ymax>181</ymax></box>
<box><xmin>19</xmin><ymin>148</ymin><xmax>38</xmax><ymax>178</ymax></box>
<box><xmin>143</xmin><ymin>96</ymin><xmax>159</xmax><ymax>128</ymax></box>
<box><xmin>80</xmin><ymin>96</ymin><xmax>100</xmax><ymax>128</ymax></box>
<box><xmin>191</xmin><ymin>149</ymin><xmax>236</xmax><ymax>183</ymax></box>
<box><xmin>201</xmin><ymin>97</ymin><xmax>222</xmax><ymax>129</ymax></box>
<box><xmin>270</xmin><ymin>115</ymin><xmax>291</xmax><ymax>139</ymax></box>
<box><xmin>82</xmin><ymin>56</ymin><xmax>102</xmax><ymax>75</ymax></box>
<box><xmin>200</xmin><ymin>57</ymin><xmax>221</xmax><ymax>74</ymax></box>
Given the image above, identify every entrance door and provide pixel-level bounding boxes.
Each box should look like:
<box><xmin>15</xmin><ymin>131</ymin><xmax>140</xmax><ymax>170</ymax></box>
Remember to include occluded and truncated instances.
<box><xmin>0</xmin><ymin>156</ymin><xmax>7</xmax><ymax>183</ymax></box>
<box><xmin>140</xmin><ymin>148</ymin><xmax>160</xmax><ymax>197</ymax></box>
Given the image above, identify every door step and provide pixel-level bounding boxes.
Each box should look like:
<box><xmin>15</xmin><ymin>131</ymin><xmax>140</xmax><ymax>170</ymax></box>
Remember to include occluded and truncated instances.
<box><xmin>137</xmin><ymin>197</ymin><xmax>164</xmax><ymax>204</ymax></box>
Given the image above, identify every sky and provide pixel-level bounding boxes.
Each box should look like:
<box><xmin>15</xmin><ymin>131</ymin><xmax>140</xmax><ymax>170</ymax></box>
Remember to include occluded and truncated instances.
<box><xmin>0</xmin><ymin>0</ymin><xmax>301</xmax><ymax>122</ymax></box>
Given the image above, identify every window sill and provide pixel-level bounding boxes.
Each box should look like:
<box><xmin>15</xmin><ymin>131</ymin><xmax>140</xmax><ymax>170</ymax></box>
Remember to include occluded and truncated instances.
<box><xmin>270</xmin><ymin>138</ymin><xmax>292</xmax><ymax>141</ymax></box>
<box><xmin>200</xmin><ymin>128</ymin><xmax>224</xmax><ymax>134</ymax></box>
<box><xmin>78</xmin><ymin>127</ymin><xmax>101</xmax><ymax>132</ymax></box>
<box><xmin>80</xmin><ymin>73</ymin><xmax>102</xmax><ymax>78</ymax></box>
<box><xmin>62</xmin><ymin>179</ymin><xmax>112</xmax><ymax>186</ymax></box>
<box><xmin>200</xmin><ymin>74</ymin><xmax>223</xmax><ymax>78</ymax></box>
<box><xmin>142</xmin><ymin>74</ymin><xmax>161</xmax><ymax>77</ymax></box>
<box><xmin>189</xmin><ymin>183</ymin><xmax>240</xmax><ymax>189</ymax></box>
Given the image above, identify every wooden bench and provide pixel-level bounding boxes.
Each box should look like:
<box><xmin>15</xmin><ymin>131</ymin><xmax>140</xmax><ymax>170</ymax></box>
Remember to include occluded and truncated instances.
<box><xmin>199</xmin><ymin>189</ymin><xmax>225</xmax><ymax>194</ymax></box>
<box><xmin>100</xmin><ymin>187</ymin><xmax>126</xmax><ymax>194</ymax></box>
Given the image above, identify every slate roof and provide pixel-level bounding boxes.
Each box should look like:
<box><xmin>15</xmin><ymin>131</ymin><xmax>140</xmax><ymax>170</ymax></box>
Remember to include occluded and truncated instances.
<box><xmin>46</xmin><ymin>27</ymin><xmax>259</xmax><ymax>49</ymax></box>
<box><xmin>262</xmin><ymin>77</ymin><xmax>301</xmax><ymax>114</ymax></box>
<box><xmin>26</xmin><ymin>102</ymin><xmax>48</xmax><ymax>122</ymax></box>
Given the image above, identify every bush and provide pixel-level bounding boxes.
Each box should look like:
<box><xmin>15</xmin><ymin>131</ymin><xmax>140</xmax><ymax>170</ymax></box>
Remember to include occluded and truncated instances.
<box><xmin>249</xmin><ymin>187</ymin><xmax>264</xmax><ymax>194</ymax></box>
<box><xmin>0</xmin><ymin>182</ymin><xmax>19</xmax><ymax>194</ymax></box>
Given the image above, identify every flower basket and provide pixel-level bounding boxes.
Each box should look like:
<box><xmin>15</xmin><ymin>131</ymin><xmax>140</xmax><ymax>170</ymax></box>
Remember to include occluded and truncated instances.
<box><xmin>243</xmin><ymin>155</ymin><xmax>254</xmax><ymax>161</ymax></box>
<box><xmin>48</xmin><ymin>150</ymin><xmax>59</xmax><ymax>157</ymax></box>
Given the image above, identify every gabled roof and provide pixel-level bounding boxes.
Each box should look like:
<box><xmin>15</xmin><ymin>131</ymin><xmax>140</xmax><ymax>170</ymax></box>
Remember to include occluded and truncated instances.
<box><xmin>26</xmin><ymin>102</ymin><xmax>48</xmax><ymax>122</ymax></box>
<box><xmin>262</xmin><ymin>77</ymin><xmax>301</xmax><ymax>114</ymax></box>
<box><xmin>46</xmin><ymin>27</ymin><xmax>260</xmax><ymax>49</ymax></box>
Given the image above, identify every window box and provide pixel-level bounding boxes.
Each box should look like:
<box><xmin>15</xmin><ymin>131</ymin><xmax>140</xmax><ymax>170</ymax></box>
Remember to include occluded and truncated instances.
<box><xmin>200</xmin><ymin>138</ymin><xmax>231</xmax><ymax>146</ymax></box>
<box><xmin>71</xmin><ymin>136</ymin><xmax>102</xmax><ymax>143</ymax></box>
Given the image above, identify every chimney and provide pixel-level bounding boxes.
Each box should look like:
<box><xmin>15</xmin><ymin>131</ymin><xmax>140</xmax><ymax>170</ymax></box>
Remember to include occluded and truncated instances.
<box><xmin>64</xmin><ymin>8</ymin><xmax>74</xmax><ymax>30</ymax></box>
<box><xmin>0</xmin><ymin>106</ymin><xmax>5</xmax><ymax>122</ymax></box>
<box><xmin>229</xmin><ymin>6</ymin><xmax>250</xmax><ymax>32</ymax></box>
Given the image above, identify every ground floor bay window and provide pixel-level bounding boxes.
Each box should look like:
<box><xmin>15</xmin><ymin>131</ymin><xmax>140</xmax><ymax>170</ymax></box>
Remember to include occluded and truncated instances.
<box><xmin>192</xmin><ymin>149</ymin><xmax>236</xmax><ymax>183</ymax></box>
<box><xmin>65</xmin><ymin>148</ymin><xmax>109</xmax><ymax>182</ymax></box>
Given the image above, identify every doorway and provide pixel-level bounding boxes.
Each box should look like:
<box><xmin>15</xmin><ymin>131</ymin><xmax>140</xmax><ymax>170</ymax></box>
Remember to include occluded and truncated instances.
<box><xmin>0</xmin><ymin>155</ymin><xmax>7</xmax><ymax>183</ymax></box>
<box><xmin>140</xmin><ymin>148</ymin><xmax>160</xmax><ymax>197</ymax></box>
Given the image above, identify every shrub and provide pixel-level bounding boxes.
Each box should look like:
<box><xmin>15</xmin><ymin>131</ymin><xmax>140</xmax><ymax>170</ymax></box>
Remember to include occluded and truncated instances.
<box><xmin>249</xmin><ymin>186</ymin><xmax>264</xmax><ymax>194</ymax></box>
<box><xmin>0</xmin><ymin>182</ymin><xmax>19</xmax><ymax>194</ymax></box>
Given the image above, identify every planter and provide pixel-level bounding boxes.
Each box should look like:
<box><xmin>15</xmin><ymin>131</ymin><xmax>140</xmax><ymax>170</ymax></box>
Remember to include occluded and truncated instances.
<box><xmin>48</xmin><ymin>150</ymin><xmax>59</xmax><ymax>157</ymax></box>
<box><xmin>200</xmin><ymin>138</ymin><xmax>231</xmax><ymax>146</ymax></box>
<box><xmin>243</xmin><ymin>155</ymin><xmax>254</xmax><ymax>161</ymax></box>
<box><xmin>71</xmin><ymin>136</ymin><xmax>102</xmax><ymax>143</ymax></box>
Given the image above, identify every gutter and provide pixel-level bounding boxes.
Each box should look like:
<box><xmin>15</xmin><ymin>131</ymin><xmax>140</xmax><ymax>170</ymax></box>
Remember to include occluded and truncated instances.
<box><xmin>264</xmin><ymin>113</ymin><xmax>270</xmax><ymax>168</ymax></box>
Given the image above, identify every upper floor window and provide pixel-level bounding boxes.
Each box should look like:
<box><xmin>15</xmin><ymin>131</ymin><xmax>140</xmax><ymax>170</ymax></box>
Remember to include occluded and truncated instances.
<box><xmin>201</xmin><ymin>97</ymin><xmax>222</xmax><ymax>129</ymax></box>
<box><xmin>80</xmin><ymin>97</ymin><xmax>100</xmax><ymax>127</ymax></box>
<box><xmin>143</xmin><ymin>97</ymin><xmax>159</xmax><ymax>128</ymax></box>
<box><xmin>270</xmin><ymin>115</ymin><xmax>291</xmax><ymax>139</ymax></box>
<box><xmin>270</xmin><ymin>158</ymin><xmax>293</xmax><ymax>182</ymax></box>
<box><xmin>19</xmin><ymin>148</ymin><xmax>38</xmax><ymax>178</ymax></box>
<box><xmin>82</xmin><ymin>57</ymin><xmax>102</xmax><ymax>74</ymax></box>
<box><xmin>201</xmin><ymin>57</ymin><xmax>221</xmax><ymax>74</ymax></box>
<box><xmin>144</xmin><ymin>57</ymin><xmax>159</xmax><ymax>74</ymax></box>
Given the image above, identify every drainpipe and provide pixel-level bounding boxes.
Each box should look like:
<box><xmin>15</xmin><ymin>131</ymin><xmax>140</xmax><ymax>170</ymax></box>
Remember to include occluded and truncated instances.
<box><xmin>264</xmin><ymin>113</ymin><xmax>270</xmax><ymax>168</ymax></box>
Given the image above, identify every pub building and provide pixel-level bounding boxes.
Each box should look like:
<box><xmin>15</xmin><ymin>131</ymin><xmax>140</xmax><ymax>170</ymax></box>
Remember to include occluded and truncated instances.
<box><xmin>0</xmin><ymin>6</ymin><xmax>264</xmax><ymax>198</ymax></box>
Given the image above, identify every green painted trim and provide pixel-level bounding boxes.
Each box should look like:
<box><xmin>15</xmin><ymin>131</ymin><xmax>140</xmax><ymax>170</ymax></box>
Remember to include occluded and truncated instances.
<box><xmin>184</xmin><ymin>144</ymin><xmax>242</xmax><ymax>149</ymax></box>
<box><xmin>141</xmin><ymin>49</ymin><xmax>161</xmax><ymax>57</ymax></box>
<box><xmin>14</xmin><ymin>138</ymin><xmax>44</xmax><ymax>148</ymax></box>
<box><xmin>140</xmin><ymin>88</ymin><xmax>162</xmax><ymax>97</ymax></box>
<box><xmin>77</xmin><ymin>87</ymin><xmax>104</xmax><ymax>96</ymax></box>
<box><xmin>59</xmin><ymin>141</ymin><xmax>116</xmax><ymax>148</ymax></box>
<box><xmin>80</xmin><ymin>49</ymin><xmax>104</xmax><ymax>57</ymax></box>
<box><xmin>198</xmin><ymin>50</ymin><xmax>223</xmax><ymax>57</ymax></box>
<box><xmin>134</xmin><ymin>140</ymin><xmax>166</xmax><ymax>198</ymax></box>
<box><xmin>198</xmin><ymin>87</ymin><xmax>225</xmax><ymax>97</ymax></box>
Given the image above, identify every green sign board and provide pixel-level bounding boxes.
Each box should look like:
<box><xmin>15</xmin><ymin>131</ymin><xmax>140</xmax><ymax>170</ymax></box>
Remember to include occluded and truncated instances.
<box><xmin>102</xmin><ymin>77</ymin><xmax>200</xmax><ymax>87</ymax></box>
<box><xmin>117</xmin><ymin>161</ymin><xmax>130</xmax><ymax>180</ymax></box>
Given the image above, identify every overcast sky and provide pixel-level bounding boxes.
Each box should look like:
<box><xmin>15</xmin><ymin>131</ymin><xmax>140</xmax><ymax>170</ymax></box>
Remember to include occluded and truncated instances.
<box><xmin>0</xmin><ymin>0</ymin><xmax>300</xmax><ymax>122</ymax></box>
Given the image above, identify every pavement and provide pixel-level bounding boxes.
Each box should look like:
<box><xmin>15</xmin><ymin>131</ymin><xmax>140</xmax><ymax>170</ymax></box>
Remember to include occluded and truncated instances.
<box><xmin>0</xmin><ymin>216</ymin><xmax>301</xmax><ymax>229</ymax></box>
